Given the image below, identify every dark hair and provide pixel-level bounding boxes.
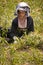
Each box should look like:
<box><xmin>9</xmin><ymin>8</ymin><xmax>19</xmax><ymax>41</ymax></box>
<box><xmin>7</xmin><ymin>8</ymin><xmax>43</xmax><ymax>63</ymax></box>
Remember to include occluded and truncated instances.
<box><xmin>17</xmin><ymin>10</ymin><xmax>27</xmax><ymax>15</ymax></box>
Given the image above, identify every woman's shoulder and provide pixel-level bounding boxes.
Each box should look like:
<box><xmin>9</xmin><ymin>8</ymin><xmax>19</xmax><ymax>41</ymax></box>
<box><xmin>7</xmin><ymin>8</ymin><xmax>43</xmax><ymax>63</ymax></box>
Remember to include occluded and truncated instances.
<box><xmin>27</xmin><ymin>16</ymin><xmax>34</xmax><ymax>27</ymax></box>
<box><xmin>12</xmin><ymin>17</ymin><xmax>18</xmax><ymax>24</ymax></box>
<box><xmin>27</xmin><ymin>16</ymin><xmax>34</xmax><ymax>24</ymax></box>
<box><xmin>27</xmin><ymin>16</ymin><xmax>33</xmax><ymax>21</ymax></box>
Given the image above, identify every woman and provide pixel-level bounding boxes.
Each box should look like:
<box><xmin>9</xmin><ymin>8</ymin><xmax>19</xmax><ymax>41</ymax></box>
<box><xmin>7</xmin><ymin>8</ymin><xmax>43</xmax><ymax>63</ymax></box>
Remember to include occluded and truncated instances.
<box><xmin>7</xmin><ymin>2</ymin><xmax>34</xmax><ymax>43</ymax></box>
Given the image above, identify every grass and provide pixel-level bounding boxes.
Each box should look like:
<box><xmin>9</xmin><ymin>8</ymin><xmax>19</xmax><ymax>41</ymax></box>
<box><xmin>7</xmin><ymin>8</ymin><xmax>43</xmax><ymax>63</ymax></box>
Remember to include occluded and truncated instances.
<box><xmin>0</xmin><ymin>33</ymin><xmax>43</xmax><ymax>65</ymax></box>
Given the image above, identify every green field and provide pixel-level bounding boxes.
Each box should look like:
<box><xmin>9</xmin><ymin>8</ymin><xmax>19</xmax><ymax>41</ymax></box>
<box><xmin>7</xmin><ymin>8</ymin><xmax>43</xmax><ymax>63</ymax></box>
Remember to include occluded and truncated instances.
<box><xmin>0</xmin><ymin>0</ymin><xmax>43</xmax><ymax>65</ymax></box>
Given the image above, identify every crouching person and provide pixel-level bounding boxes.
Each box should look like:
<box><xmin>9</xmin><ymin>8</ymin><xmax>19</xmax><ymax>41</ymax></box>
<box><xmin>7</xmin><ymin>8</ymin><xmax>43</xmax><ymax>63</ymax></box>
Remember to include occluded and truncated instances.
<box><xmin>6</xmin><ymin>2</ymin><xmax>34</xmax><ymax>43</ymax></box>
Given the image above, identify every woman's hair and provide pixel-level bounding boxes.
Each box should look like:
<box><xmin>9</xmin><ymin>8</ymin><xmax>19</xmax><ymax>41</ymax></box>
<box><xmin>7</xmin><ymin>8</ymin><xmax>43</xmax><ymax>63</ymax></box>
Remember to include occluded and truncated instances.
<box><xmin>17</xmin><ymin>10</ymin><xmax>27</xmax><ymax>14</ymax></box>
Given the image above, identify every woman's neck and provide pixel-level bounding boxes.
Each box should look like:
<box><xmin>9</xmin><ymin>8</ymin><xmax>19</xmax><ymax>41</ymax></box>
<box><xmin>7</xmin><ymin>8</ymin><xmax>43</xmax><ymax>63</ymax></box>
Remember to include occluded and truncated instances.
<box><xmin>18</xmin><ymin>16</ymin><xmax>26</xmax><ymax>21</ymax></box>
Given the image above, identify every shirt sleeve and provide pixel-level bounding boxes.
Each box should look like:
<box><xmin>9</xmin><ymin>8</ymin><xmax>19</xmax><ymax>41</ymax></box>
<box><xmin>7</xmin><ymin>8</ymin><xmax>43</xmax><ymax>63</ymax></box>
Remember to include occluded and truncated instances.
<box><xmin>8</xmin><ymin>17</ymin><xmax>18</xmax><ymax>38</ymax></box>
<box><xmin>27</xmin><ymin>16</ymin><xmax>34</xmax><ymax>33</ymax></box>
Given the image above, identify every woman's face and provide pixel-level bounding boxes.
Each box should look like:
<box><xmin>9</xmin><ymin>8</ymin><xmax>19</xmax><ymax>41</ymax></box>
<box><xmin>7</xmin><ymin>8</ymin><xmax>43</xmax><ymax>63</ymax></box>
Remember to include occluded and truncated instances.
<box><xmin>18</xmin><ymin>10</ymin><xmax>26</xmax><ymax>18</ymax></box>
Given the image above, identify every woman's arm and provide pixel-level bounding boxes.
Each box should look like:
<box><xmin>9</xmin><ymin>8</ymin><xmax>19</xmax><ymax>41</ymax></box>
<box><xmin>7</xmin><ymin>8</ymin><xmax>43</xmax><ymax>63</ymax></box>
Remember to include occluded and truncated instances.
<box><xmin>7</xmin><ymin>17</ymin><xmax>18</xmax><ymax>39</ymax></box>
<box><xmin>27</xmin><ymin>16</ymin><xmax>34</xmax><ymax>32</ymax></box>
